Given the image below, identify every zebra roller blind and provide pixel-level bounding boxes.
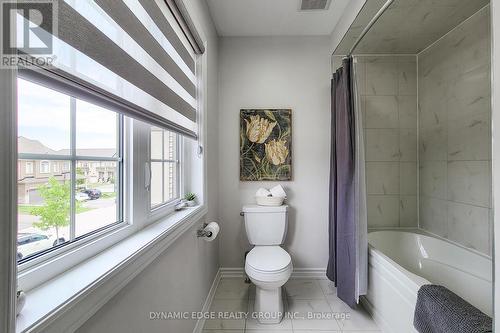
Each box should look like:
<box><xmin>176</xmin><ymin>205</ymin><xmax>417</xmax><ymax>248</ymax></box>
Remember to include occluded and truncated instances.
<box><xmin>17</xmin><ymin>0</ymin><xmax>203</xmax><ymax>138</ymax></box>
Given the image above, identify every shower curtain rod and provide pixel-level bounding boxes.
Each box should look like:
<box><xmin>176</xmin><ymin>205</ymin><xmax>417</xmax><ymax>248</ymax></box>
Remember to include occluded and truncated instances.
<box><xmin>339</xmin><ymin>0</ymin><xmax>395</xmax><ymax>58</ymax></box>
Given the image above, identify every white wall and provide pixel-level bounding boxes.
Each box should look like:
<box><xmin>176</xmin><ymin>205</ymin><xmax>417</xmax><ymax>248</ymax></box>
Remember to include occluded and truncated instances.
<box><xmin>329</xmin><ymin>0</ymin><xmax>366</xmax><ymax>55</ymax></box>
<box><xmin>76</xmin><ymin>221</ymin><xmax>218</xmax><ymax>333</ymax></box>
<box><xmin>217</xmin><ymin>36</ymin><xmax>332</xmax><ymax>269</ymax></box>
<box><xmin>76</xmin><ymin>0</ymin><xmax>220</xmax><ymax>332</ymax></box>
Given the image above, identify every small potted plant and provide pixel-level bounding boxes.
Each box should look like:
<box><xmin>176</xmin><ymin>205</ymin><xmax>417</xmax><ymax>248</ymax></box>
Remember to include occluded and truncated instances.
<box><xmin>184</xmin><ymin>192</ymin><xmax>197</xmax><ymax>207</ymax></box>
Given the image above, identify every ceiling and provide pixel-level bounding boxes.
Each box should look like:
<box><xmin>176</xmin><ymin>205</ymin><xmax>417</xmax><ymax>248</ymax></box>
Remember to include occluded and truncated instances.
<box><xmin>206</xmin><ymin>0</ymin><xmax>351</xmax><ymax>36</ymax></box>
<box><xmin>334</xmin><ymin>0</ymin><xmax>490</xmax><ymax>55</ymax></box>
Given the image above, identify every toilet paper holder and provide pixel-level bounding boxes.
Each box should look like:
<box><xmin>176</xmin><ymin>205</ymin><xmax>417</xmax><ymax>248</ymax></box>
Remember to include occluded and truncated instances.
<box><xmin>196</xmin><ymin>223</ymin><xmax>213</xmax><ymax>238</ymax></box>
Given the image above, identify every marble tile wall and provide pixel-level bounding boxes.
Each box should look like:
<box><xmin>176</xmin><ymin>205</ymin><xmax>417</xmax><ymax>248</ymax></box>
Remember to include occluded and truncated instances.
<box><xmin>334</xmin><ymin>0</ymin><xmax>488</xmax><ymax>55</ymax></box>
<box><xmin>418</xmin><ymin>7</ymin><xmax>492</xmax><ymax>255</ymax></box>
<box><xmin>355</xmin><ymin>55</ymin><xmax>418</xmax><ymax>229</ymax></box>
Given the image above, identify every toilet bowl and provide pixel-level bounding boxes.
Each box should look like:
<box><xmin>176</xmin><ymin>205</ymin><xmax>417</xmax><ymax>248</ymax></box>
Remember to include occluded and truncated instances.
<box><xmin>242</xmin><ymin>204</ymin><xmax>292</xmax><ymax>324</ymax></box>
<box><xmin>245</xmin><ymin>245</ymin><xmax>292</xmax><ymax>324</ymax></box>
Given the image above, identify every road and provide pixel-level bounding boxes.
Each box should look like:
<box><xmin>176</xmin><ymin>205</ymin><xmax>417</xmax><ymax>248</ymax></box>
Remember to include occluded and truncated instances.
<box><xmin>18</xmin><ymin>197</ymin><xmax>118</xmax><ymax>239</ymax></box>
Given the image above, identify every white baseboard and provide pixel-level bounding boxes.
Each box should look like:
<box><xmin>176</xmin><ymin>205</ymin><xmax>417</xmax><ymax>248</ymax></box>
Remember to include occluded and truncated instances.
<box><xmin>219</xmin><ymin>267</ymin><xmax>246</xmax><ymax>278</ymax></box>
<box><xmin>291</xmin><ymin>268</ymin><xmax>327</xmax><ymax>279</ymax></box>
<box><xmin>219</xmin><ymin>267</ymin><xmax>327</xmax><ymax>279</ymax></box>
<box><xmin>192</xmin><ymin>269</ymin><xmax>222</xmax><ymax>333</ymax></box>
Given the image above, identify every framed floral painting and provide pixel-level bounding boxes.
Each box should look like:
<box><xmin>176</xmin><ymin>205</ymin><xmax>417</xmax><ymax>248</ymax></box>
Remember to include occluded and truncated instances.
<box><xmin>240</xmin><ymin>109</ymin><xmax>292</xmax><ymax>181</ymax></box>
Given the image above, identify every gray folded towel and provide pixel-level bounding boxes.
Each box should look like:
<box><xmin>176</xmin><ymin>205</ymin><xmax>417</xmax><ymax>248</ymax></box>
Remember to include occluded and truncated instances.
<box><xmin>414</xmin><ymin>285</ymin><xmax>492</xmax><ymax>333</ymax></box>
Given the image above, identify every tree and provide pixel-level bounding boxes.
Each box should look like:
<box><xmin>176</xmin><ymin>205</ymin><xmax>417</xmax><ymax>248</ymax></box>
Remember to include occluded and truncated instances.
<box><xmin>31</xmin><ymin>177</ymin><xmax>74</xmax><ymax>242</ymax></box>
<box><xmin>76</xmin><ymin>167</ymin><xmax>86</xmax><ymax>187</ymax></box>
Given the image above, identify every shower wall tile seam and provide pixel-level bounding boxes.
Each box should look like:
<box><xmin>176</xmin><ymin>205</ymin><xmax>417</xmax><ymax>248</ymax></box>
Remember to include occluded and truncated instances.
<box><xmin>359</xmin><ymin>54</ymin><xmax>418</xmax><ymax>229</ymax></box>
<box><xmin>419</xmin><ymin>195</ymin><xmax>491</xmax><ymax>209</ymax></box>
<box><xmin>416</xmin><ymin>52</ymin><xmax>420</xmax><ymax>230</ymax></box>
<box><xmin>362</xmin><ymin>94</ymin><xmax>416</xmax><ymax>96</ymax></box>
<box><xmin>416</xmin><ymin>5</ymin><xmax>491</xmax><ymax>57</ymax></box>
<box><xmin>419</xmin><ymin>159</ymin><xmax>491</xmax><ymax>161</ymax></box>
<box><xmin>364</xmin><ymin>127</ymin><xmax>416</xmax><ymax>129</ymax></box>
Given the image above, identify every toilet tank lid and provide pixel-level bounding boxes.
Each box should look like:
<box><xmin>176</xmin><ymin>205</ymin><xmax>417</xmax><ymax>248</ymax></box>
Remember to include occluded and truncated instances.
<box><xmin>242</xmin><ymin>204</ymin><xmax>288</xmax><ymax>213</ymax></box>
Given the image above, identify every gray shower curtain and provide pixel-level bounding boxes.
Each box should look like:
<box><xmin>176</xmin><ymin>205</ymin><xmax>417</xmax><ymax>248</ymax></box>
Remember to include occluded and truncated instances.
<box><xmin>327</xmin><ymin>57</ymin><xmax>367</xmax><ymax>308</ymax></box>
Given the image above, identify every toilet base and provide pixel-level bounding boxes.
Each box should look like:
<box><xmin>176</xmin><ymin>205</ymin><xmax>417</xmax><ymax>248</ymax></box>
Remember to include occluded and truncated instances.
<box><xmin>253</xmin><ymin>286</ymin><xmax>284</xmax><ymax>324</ymax></box>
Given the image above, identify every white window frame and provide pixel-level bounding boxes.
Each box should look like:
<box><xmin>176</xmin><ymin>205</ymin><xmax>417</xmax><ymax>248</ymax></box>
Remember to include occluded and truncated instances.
<box><xmin>142</xmin><ymin>53</ymin><xmax>206</xmax><ymax>225</ymax></box>
<box><xmin>16</xmin><ymin>40</ymin><xmax>207</xmax><ymax>296</ymax></box>
<box><xmin>11</xmin><ymin>43</ymin><xmax>208</xmax><ymax>333</ymax></box>
<box><xmin>17</xmin><ymin>79</ymin><xmax>125</xmax><ymax>263</ymax></box>
<box><xmin>39</xmin><ymin>160</ymin><xmax>50</xmax><ymax>174</ymax></box>
<box><xmin>16</xmin><ymin>73</ymin><xmax>138</xmax><ymax>291</ymax></box>
<box><xmin>17</xmin><ymin>120</ymin><xmax>136</xmax><ymax>291</ymax></box>
<box><xmin>62</xmin><ymin>161</ymin><xmax>70</xmax><ymax>172</ymax></box>
<box><xmin>149</xmin><ymin>128</ymin><xmax>182</xmax><ymax>213</ymax></box>
<box><xmin>25</xmin><ymin>161</ymin><xmax>33</xmax><ymax>174</ymax></box>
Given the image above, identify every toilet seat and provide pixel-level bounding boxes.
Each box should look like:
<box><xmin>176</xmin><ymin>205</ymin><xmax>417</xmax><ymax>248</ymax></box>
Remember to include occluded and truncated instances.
<box><xmin>245</xmin><ymin>246</ymin><xmax>292</xmax><ymax>283</ymax></box>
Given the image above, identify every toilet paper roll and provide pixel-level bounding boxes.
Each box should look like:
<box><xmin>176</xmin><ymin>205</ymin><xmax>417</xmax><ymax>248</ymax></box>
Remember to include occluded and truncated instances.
<box><xmin>202</xmin><ymin>222</ymin><xmax>220</xmax><ymax>242</ymax></box>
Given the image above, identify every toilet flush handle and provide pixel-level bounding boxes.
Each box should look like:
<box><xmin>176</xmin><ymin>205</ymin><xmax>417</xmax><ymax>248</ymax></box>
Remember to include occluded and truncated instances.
<box><xmin>240</xmin><ymin>212</ymin><xmax>244</xmax><ymax>217</ymax></box>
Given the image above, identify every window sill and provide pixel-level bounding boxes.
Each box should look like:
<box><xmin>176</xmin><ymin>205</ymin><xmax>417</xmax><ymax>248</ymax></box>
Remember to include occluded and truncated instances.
<box><xmin>15</xmin><ymin>205</ymin><xmax>208</xmax><ymax>333</ymax></box>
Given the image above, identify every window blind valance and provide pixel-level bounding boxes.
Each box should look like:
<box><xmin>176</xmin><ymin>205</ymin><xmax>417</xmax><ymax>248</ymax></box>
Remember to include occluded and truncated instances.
<box><xmin>17</xmin><ymin>0</ymin><xmax>203</xmax><ymax>138</ymax></box>
<box><xmin>165</xmin><ymin>0</ymin><xmax>206</xmax><ymax>55</ymax></box>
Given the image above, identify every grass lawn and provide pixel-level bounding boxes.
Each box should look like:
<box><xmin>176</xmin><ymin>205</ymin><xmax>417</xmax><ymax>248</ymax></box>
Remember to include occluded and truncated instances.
<box><xmin>18</xmin><ymin>205</ymin><xmax>37</xmax><ymax>215</ymax></box>
<box><xmin>100</xmin><ymin>192</ymin><xmax>116</xmax><ymax>199</ymax></box>
<box><xmin>18</xmin><ymin>205</ymin><xmax>93</xmax><ymax>215</ymax></box>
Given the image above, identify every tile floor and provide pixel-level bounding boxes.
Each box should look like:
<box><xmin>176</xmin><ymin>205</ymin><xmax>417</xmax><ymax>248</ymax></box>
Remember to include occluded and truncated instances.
<box><xmin>203</xmin><ymin>278</ymin><xmax>380</xmax><ymax>333</ymax></box>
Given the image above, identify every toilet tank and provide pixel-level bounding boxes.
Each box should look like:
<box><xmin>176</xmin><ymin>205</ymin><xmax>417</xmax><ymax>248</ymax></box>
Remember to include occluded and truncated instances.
<box><xmin>242</xmin><ymin>205</ymin><xmax>288</xmax><ymax>245</ymax></box>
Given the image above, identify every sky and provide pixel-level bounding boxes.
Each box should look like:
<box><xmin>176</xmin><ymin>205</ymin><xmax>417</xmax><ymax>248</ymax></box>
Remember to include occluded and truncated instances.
<box><xmin>18</xmin><ymin>78</ymin><xmax>117</xmax><ymax>153</ymax></box>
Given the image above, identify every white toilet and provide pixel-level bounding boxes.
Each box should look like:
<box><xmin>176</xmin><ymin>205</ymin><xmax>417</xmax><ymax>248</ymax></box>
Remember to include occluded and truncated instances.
<box><xmin>243</xmin><ymin>204</ymin><xmax>292</xmax><ymax>324</ymax></box>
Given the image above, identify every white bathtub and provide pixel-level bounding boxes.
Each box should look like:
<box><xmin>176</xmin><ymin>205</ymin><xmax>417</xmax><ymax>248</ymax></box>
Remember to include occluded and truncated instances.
<box><xmin>362</xmin><ymin>230</ymin><xmax>492</xmax><ymax>333</ymax></box>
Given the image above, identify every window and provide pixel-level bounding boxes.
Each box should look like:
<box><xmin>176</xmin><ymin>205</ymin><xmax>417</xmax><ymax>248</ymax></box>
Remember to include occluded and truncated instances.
<box><xmin>150</xmin><ymin>128</ymin><xmax>180</xmax><ymax>209</ymax></box>
<box><xmin>11</xmin><ymin>0</ymin><xmax>204</xmax><ymax>296</ymax></box>
<box><xmin>25</xmin><ymin>162</ymin><xmax>33</xmax><ymax>175</ymax></box>
<box><xmin>40</xmin><ymin>161</ymin><xmax>50</xmax><ymax>174</ymax></box>
<box><xmin>17</xmin><ymin>78</ymin><xmax>124</xmax><ymax>263</ymax></box>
